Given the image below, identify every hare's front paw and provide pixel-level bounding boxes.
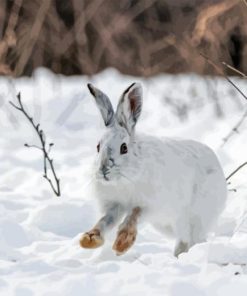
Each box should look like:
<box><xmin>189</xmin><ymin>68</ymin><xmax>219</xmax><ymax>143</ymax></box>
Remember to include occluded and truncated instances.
<box><xmin>112</xmin><ymin>227</ymin><xmax>137</xmax><ymax>255</ymax></box>
<box><xmin>79</xmin><ymin>229</ymin><xmax>104</xmax><ymax>249</ymax></box>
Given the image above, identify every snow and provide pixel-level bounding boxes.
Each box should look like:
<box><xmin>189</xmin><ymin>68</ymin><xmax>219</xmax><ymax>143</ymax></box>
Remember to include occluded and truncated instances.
<box><xmin>1</xmin><ymin>68</ymin><xmax>247</xmax><ymax>295</ymax></box>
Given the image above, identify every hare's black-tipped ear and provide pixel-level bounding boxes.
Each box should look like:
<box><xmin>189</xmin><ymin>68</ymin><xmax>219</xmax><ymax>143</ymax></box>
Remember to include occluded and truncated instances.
<box><xmin>87</xmin><ymin>83</ymin><xmax>114</xmax><ymax>127</ymax></box>
<box><xmin>116</xmin><ymin>83</ymin><xmax>143</xmax><ymax>134</ymax></box>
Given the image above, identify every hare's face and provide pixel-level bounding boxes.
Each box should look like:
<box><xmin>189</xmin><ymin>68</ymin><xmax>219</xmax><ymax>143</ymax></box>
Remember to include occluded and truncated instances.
<box><xmin>87</xmin><ymin>82</ymin><xmax>142</xmax><ymax>183</ymax></box>
<box><xmin>95</xmin><ymin>125</ymin><xmax>132</xmax><ymax>182</ymax></box>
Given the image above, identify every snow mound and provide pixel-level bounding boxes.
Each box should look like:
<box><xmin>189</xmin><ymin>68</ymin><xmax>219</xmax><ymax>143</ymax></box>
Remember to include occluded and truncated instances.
<box><xmin>0</xmin><ymin>220</ymin><xmax>30</xmax><ymax>248</ymax></box>
<box><xmin>27</xmin><ymin>201</ymin><xmax>95</xmax><ymax>237</ymax></box>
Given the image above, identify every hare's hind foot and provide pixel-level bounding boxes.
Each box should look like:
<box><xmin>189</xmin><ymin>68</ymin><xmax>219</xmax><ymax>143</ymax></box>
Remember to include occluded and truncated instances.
<box><xmin>112</xmin><ymin>207</ymin><xmax>141</xmax><ymax>255</ymax></box>
<box><xmin>80</xmin><ymin>229</ymin><xmax>104</xmax><ymax>249</ymax></box>
<box><xmin>112</xmin><ymin>227</ymin><xmax>137</xmax><ymax>255</ymax></box>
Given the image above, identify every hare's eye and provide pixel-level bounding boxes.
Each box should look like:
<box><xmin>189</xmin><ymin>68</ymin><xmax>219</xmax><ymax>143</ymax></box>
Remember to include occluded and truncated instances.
<box><xmin>120</xmin><ymin>143</ymin><xmax>128</xmax><ymax>155</ymax></box>
<box><xmin>97</xmin><ymin>143</ymin><xmax>100</xmax><ymax>153</ymax></box>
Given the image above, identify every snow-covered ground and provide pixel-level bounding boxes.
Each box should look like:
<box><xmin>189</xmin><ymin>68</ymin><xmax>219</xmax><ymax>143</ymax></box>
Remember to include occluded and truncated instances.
<box><xmin>1</xmin><ymin>68</ymin><xmax>247</xmax><ymax>295</ymax></box>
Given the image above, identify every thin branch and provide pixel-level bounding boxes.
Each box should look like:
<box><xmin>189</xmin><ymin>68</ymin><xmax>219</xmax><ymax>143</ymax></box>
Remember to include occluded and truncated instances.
<box><xmin>200</xmin><ymin>53</ymin><xmax>247</xmax><ymax>101</ymax></box>
<box><xmin>24</xmin><ymin>143</ymin><xmax>42</xmax><ymax>151</ymax></box>
<box><xmin>226</xmin><ymin>162</ymin><xmax>247</xmax><ymax>181</ymax></box>
<box><xmin>222</xmin><ymin>62</ymin><xmax>247</xmax><ymax>78</ymax></box>
<box><xmin>200</xmin><ymin>53</ymin><xmax>247</xmax><ymax>146</ymax></box>
<box><xmin>221</xmin><ymin>108</ymin><xmax>247</xmax><ymax>146</ymax></box>
<box><xmin>9</xmin><ymin>92</ymin><xmax>61</xmax><ymax>197</ymax></box>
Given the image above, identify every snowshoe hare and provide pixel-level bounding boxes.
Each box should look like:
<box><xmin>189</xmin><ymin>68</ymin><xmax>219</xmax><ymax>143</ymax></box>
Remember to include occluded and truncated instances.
<box><xmin>80</xmin><ymin>82</ymin><xmax>227</xmax><ymax>257</ymax></box>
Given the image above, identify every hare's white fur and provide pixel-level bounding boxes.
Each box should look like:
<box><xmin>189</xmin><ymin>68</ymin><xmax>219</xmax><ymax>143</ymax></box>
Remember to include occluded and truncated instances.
<box><xmin>88</xmin><ymin>82</ymin><xmax>227</xmax><ymax>255</ymax></box>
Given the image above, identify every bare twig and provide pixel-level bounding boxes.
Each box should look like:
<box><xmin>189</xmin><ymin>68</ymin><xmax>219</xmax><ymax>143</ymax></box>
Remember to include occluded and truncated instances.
<box><xmin>226</xmin><ymin>162</ymin><xmax>247</xmax><ymax>181</ymax></box>
<box><xmin>200</xmin><ymin>53</ymin><xmax>247</xmax><ymax>146</ymax></box>
<box><xmin>200</xmin><ymin>53</ymin><xmax>247</xmax><ymax>101</ymax></box>
<box><xmin>222</xmin><ymin>108</ymin><xmax>247</xmax><ymax>146</ymax></box>
<box><xmin>9</xmin><ymin>93</ymin><xmax>61</xmax><ymax>197</ymax></box>
<box><xmin>222</xmin><ymin>62</ymin><xmax>247</xmax><ymax>78</ymax></box>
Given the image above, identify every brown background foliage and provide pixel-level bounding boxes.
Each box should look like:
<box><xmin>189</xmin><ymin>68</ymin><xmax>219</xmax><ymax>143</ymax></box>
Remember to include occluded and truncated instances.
<box><xmin>0</xmin><ymin>0</ymin><xmax>246</xmax><ymax>77</ymax></box>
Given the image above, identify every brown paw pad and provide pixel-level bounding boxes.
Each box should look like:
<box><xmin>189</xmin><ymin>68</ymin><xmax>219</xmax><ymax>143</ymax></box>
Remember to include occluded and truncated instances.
<box><xmin>79</xmin><ymin>230</ymin><xmax>104</xmax><ymax>249</ymax></box>
<box><xmin>112</xmin><ymin>229</ymin><xmax>137</xmax><ymax>255</ymax></box>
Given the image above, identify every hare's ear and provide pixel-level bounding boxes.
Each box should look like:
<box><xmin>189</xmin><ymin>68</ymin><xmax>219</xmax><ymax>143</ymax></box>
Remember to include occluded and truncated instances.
<box><xmin>87</xmin><ymin>84</ymin><xmax>114</xmax><ymax>127</ymax></box>
<box><xmin>116</xmin><ymin>83</ymin><xmax>142</xmax><ymax>134</ymax></box>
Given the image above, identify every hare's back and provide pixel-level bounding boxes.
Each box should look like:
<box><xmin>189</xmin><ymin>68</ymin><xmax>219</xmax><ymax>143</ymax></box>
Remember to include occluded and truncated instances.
<box><xmin>164</xmin><ymin>138</ymin><xmax>227</xmax><ymax>206</ymax></box>
<box><xmin>140</xmin><ymin>135</ymin><xmax>226</xmax><ymax>197</ymax></box>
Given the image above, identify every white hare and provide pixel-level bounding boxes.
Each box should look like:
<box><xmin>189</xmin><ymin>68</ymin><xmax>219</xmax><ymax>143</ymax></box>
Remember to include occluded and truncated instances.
<box><xmin>80</xmin><ymin>82</ymin><xmax>227</xmax><ymax>256</ymax></box>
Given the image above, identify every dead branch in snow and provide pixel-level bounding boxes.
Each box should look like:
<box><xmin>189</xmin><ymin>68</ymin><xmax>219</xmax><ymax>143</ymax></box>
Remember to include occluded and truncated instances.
<box><xmin>200</xmin><ymin>53</ymin><xmax>247</xmax><ymax>101</ymax></box>
<box><xmin>200</xmin><ymin>53</ymin><xmax>247</xmax><ymax>146</ymax></box>
<box><xmin>9</xmin><ymin>93</ymin><xmax>61</xmax><ymax>197</ymax></box>
<box><xmin>226</xmin><ymin>162</ymin><xmax>247</xmax><ymax>181</ymax></box>
<box><xmin>222</xmin><ymin>109</ymin><xmax>247</xmax><ymax>146</ymax></box>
